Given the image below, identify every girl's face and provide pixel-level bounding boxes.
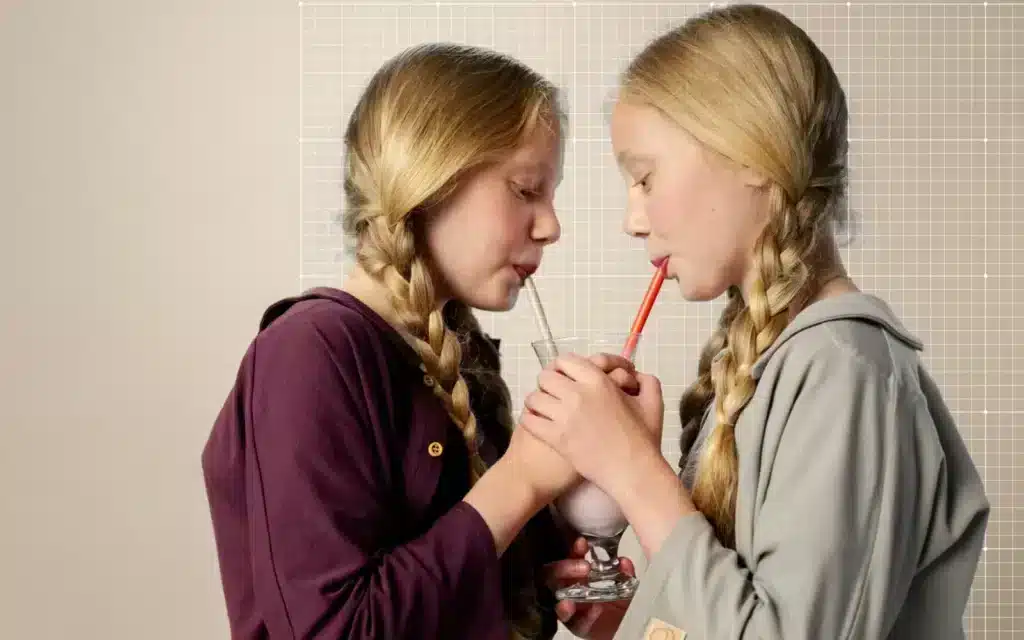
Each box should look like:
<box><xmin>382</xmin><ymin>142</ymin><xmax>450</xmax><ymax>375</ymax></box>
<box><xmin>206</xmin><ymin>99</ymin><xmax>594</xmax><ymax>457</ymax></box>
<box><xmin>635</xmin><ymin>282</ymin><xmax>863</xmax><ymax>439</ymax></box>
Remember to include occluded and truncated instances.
<box><xmin>609</xmin><ymin>100</ymin><xmax>769</xmax><ymax>301</ymax></box>
<box><xmin>423</xmin><ymin>123</ymin><xmax>563</xmax><ymax>312</ymax></box>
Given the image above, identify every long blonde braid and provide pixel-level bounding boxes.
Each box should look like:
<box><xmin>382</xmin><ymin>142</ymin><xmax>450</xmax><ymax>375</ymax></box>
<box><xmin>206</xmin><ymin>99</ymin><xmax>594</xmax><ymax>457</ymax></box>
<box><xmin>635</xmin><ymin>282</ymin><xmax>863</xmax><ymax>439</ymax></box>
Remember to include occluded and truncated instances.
<box><xmin>691</xmin><ymin>186</ymin><xmax>820</xmax><ymax>545</ymax></box>
<box><xmin>676</xmin><ymin>288</ymin><xmax>743</xmax><ymax>459</ymax></box>
<box><xmin>357</xmin><ymin>214</ymin><xmax>490</xmax><ymax>480</ymax></box>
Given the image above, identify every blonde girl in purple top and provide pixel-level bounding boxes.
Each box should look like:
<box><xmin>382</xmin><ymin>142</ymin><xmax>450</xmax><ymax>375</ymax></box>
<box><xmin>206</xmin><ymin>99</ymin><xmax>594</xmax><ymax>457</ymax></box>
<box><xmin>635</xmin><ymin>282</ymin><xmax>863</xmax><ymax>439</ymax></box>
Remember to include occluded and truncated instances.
<box><xmin>202</xmin><ymin>42</ymin><xmax>641</xmax><ymax>640</ymax></box>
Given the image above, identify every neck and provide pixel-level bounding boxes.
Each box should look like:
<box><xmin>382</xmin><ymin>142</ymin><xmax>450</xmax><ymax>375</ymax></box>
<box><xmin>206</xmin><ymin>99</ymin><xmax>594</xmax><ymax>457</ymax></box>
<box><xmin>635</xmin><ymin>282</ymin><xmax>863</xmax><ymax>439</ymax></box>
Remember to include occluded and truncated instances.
<box><xmin>341</xmin><ymin>262</ymin><xmax>453</xmax><ymax>341</ymax></box>
<box><xmin>342</xmin><ymin>264</ymin><xmax>408</xmax><ymax>329</ymax></box>
<box><xmin>800</xmin><ymin>233</ymin><xmax>859</xmax><ymax>309</ymax></box>
<box><xmin>737</xmin><ymin>232</ymin><xmax>859</xmax><ymax>318</ymax></box>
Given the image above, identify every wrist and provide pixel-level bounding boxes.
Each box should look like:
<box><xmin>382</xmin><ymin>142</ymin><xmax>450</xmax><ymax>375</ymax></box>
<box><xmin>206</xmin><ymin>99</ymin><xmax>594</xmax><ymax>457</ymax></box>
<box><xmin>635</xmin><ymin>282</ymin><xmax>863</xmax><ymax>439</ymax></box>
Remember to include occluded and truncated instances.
<box><xmin>611</xmin><ymin>446</ymin><xmax>697</xmax><ymax>559</ymax></box>
<box><xmin>603</xmin><ymin>435</ymin><xmax>670</xmax><ymax>502</ymax></box>
<box><xmin>463</xmin><ymin>457</ymin><xmax>547</xmax><ymax>556</ymax></box>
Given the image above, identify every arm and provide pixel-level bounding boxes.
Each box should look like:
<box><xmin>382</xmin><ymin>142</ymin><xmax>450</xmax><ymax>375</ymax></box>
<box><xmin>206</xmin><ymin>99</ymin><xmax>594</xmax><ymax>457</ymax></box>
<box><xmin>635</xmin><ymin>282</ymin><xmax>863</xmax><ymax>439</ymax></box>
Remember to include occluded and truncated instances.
<box><xmin>464</xmin><ymin>457</ymin><xmax>548</xmax><ymax>555</ymax></box>
<box><xmin>616</xmin><ymin>345</ymin><xmax>921</xmax><ymax>640</ymax></box>
<box><xmin>246</xmin><ymin>314</ymin><xmax>536</xmax><ymax>640</ymax></box>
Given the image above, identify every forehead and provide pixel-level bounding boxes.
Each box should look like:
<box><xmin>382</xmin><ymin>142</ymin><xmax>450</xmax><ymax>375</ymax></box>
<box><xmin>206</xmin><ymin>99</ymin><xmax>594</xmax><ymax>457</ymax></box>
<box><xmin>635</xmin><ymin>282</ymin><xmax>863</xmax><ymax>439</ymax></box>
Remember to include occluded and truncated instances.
<box><xmin>611</xmin><ymin>101</ymin><xmax>670</xmax><ymax>151</ymax></box>
<box><xmin>614</xmin><ymin>100</ymin><xmax>671</xmax><ymax>160</ymax></box>
<box><xmin>611</xmin><ymin>100</ymin><xmax>704</xmax><ymax>169</ymax></box>
<box><xmin>503</xmin><ymin>121</ymin><xmax>563</xmax><ymax>178</ymax></box>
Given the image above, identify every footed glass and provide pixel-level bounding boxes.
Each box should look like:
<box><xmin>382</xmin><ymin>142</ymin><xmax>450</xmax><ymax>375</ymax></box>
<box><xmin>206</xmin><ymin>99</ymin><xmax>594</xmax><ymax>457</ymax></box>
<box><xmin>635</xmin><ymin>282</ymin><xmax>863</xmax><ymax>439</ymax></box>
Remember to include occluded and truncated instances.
<box><xmin>530</xmin><ymin>333</ymin><xmax>639</xmax><ymax>603</ymax></box>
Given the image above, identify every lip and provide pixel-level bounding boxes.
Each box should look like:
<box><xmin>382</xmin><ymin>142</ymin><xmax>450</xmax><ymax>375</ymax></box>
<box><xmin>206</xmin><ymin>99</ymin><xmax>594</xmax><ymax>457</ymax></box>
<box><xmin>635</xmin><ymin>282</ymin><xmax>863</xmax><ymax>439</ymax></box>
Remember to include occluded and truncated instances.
<box><xmin>650</xmin><ymin>256</ymin><xmax>669</xmax><ymax>268</ymax></box>
<box><xmin>513</xmin><ymin>263</ymin><xmax>538</xmax><ymax>282</ymax></box>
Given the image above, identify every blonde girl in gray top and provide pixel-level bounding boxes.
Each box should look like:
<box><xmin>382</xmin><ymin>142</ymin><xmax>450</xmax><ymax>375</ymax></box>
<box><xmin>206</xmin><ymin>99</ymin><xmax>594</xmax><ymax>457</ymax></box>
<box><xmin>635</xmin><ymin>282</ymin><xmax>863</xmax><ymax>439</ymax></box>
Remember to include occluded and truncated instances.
<box><xmin>521</xmin><ymin>4</ymin><xmax>990</xmax><ymax>639</ymax></box>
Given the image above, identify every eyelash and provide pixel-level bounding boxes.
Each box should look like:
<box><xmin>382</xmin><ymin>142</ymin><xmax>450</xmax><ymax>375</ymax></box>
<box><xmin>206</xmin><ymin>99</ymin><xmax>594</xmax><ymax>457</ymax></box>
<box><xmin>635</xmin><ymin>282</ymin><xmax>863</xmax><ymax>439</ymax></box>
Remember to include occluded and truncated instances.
<box><xmin>633</xmin><ymin>174</ymin><xmax>651</xmax><ymax>192</ymax></box>
<box><xmin>514</xmin><ymin>183</ymin><xmax>543</xmax><ymax>200</ymax></box>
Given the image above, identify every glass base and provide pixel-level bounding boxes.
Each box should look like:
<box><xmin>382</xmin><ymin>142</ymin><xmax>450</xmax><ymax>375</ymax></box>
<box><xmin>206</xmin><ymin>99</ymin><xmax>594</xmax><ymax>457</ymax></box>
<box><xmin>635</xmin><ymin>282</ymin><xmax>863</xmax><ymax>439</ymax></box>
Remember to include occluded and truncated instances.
<box><xmin>554</xmin><ymin>533</ymin><xmax>638</xmax><ymax>603</ymax></box>
<box><xmin>555</xmin><ymin>574</ymin><xmax>638</xmax><ymax>603</ymax></box>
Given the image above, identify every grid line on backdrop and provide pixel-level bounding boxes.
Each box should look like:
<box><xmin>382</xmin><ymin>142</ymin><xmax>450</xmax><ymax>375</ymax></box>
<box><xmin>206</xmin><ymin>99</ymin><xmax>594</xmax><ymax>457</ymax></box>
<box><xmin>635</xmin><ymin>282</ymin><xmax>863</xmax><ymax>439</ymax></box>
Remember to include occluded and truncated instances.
<box><xmin>299</xmin><ymin>1</ymin><xmax>1022</xmax><ymax>637</ymax></box>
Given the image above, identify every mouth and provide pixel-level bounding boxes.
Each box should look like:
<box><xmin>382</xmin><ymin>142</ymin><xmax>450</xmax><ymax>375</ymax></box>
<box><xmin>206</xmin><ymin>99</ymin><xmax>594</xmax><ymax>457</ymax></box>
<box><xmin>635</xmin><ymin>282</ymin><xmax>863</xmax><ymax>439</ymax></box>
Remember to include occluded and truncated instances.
<box><xmin>512</xmin><ymin>263</ymin><xmax>538</xmax><ymax>283</ymax></box>
<box><xmin>650</xmin><ymin>255</ymin><xmax>669</xmax><ymax>268</ymax></box>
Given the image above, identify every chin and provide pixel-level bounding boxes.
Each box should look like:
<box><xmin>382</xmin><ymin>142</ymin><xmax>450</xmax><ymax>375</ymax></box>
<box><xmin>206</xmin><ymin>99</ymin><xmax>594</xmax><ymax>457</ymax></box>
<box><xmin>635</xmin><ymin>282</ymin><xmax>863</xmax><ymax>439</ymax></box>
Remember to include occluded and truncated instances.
<box><xmin>675</xmin><ymin>277</ymin><xmax>727</xmax><ymax>303</ymax></box>
<box><xmin>464</xmin><ymin>283</ymin><xmax>520</xmax><ymax>313</ymax></box>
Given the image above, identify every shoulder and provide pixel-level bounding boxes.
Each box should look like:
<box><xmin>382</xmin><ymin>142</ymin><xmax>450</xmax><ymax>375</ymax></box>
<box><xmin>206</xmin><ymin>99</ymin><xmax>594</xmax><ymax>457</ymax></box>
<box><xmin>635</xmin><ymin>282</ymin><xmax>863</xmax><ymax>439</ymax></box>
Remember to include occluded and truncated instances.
<box><xmin>745</xmin><ymin>318</ymin><xmax>912</xmax><ymax>448</ymax></box>
<box><xmin>767</xmin><ymin>319</ymin><xmax>896</xmax><ymax>384</ymax></box>
<box><xmin>751</xmin><ymin>321</ymin><xmax>895</xmax><ymax>414</ymax></box>
<box><xmin>241</xmin><ymin>297</ymin><xmax>408</xmax><ymax>449</ymax></box>
<box><xmin>254</xmin><ymin>296</ymin><xmax>392</xmax><ymax>375</ymax></box>
<box><xmin>747</xmin><ymin>317</ymin><xmax>931</xmax><ymax>458</ymax></box>
<box><xmin>752</xmin><ymin>293</ymin><xmax>928</xmax><ymax>404</ymax></box>
<box><xmin>237</xmin><ymin>296</ymin><xmax>414</xmax><ymax>429</ymax></box>
<box><xmin>739</xmin><ymin>321</ymin><xmax>910</xmax><ymax>484</ymax></box>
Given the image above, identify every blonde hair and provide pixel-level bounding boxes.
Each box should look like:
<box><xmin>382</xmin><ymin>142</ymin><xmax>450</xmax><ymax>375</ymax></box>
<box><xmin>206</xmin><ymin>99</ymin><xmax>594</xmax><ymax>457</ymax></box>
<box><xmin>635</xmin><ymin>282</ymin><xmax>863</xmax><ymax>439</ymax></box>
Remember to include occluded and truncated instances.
<box><xmin>621</xmin><ymin>4</ymin><xmax>850</xmax><ymax>547</ymax></box>
<box><xmin>341</xmin><ymin>42</ymin><xmax>563</xmax><ymax>639</ymax></box>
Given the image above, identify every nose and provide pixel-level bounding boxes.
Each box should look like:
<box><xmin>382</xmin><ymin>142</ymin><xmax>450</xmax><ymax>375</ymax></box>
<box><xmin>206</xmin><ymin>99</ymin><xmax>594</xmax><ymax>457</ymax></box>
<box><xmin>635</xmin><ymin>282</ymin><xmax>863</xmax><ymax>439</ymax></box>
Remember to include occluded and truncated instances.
<box><xmin>531</xmin><ymin>203</ymin><xmax>561</xmax><ymax>246</ymax></box>
<box><xmin>623</xmin><ymin>199</ymin><xmax>650</xmax><ymax>238</ymax></box>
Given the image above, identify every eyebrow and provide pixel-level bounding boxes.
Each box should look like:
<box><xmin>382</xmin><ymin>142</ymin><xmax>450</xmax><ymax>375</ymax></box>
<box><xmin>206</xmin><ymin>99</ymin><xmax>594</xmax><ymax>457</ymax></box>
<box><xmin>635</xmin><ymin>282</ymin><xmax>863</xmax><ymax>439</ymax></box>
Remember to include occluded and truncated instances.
<box><xmin>510</xmin><ymin>160</ymin><xmax>562</xmax><ymax>187</ymax></box>
<box><xmin>616</xmin><ymin>151</ymin><xmax>655</xmax><ymax>171</ymax></box>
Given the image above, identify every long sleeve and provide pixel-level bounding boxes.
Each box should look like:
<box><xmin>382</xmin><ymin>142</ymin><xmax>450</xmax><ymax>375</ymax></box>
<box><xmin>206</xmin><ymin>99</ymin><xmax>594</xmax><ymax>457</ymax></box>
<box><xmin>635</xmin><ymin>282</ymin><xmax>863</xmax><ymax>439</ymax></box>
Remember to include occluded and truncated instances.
<box><xmin>242</xmin><ymin>311</ymin><xmax>506</xmax><ymax>639</ymax></box>
<box><xmin>618</xmin><ymin>343</ymin><xmax>926</xmax><ymax>640</ymax></box>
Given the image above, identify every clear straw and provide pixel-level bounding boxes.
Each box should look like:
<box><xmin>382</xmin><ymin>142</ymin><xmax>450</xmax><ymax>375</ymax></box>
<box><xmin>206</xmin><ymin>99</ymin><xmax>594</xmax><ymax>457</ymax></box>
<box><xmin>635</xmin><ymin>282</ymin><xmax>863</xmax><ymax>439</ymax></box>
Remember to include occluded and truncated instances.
<box><xmin>524</xmin><ymin>276</ymin><xmax>557</xmax><ymax>356</ymax></box>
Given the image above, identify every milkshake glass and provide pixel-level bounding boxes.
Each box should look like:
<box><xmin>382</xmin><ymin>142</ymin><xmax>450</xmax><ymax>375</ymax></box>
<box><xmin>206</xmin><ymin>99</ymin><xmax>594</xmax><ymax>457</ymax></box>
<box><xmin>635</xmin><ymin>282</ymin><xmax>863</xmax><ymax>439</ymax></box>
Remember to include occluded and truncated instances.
<box><xmin>530</xmin><ymin>333</ymin><xmax>639</xmax><ymax>603</ymax></box>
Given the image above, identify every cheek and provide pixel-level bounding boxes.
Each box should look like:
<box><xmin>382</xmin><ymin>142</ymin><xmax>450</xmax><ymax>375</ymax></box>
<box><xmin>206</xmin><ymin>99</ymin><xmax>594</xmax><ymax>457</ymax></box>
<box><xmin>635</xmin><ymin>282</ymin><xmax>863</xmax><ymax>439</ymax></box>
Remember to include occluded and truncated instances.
<box><xmin>424</xmin><ymin>202</ymin><xmax>525</xmax><ymax>305</ymax></box>
<box><xmin>644</xmin><ymin>192</ymin><xmax>678</xmax><ymax>238</ymax></box>
<box><xmin>460</xmin><ymin>205</ymin><xmax>521</xmax><ymax>281</ymax></box>
<box><xmin>486</xmin><ymin>205</ymin><xmax>522</xmax><ymax>251</ymax></box>
<box><xmin>432</xmin><ymin>198</ymin><xmax>514</xmax><ymax>260</ymax></box>
<box><xmin>647</xmin><ymin>186</ymin><xmax>698</xmax><ymax>257</ymax></box>
<box><xmin>423</xmin><ymin>209</ymin><xmax>484</xmax><ymax>288</ymax></box>
<box><xmin>650</xmin><ymin>185</ymin><xmax>743</xmax><ymax>298</ymax></box>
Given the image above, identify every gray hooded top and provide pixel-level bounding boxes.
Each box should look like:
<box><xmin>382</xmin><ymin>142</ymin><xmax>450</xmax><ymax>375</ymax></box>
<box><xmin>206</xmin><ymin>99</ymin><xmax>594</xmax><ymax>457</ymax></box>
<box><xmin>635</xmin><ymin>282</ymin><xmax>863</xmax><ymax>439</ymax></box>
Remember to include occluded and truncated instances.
<box><xmin>615</xmin><ymin>292</ymin><xmax>989</xmax><ymax>640</ymax></box>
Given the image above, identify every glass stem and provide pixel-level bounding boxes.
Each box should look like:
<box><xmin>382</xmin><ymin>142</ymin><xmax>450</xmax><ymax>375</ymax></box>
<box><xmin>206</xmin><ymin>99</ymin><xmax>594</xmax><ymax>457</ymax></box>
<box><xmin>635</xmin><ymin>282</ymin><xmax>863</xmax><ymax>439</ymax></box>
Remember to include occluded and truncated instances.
<box><xmin>584</xmin><ymin>534</ymin><xmax>623</xmax><ymax>580</ymax></box>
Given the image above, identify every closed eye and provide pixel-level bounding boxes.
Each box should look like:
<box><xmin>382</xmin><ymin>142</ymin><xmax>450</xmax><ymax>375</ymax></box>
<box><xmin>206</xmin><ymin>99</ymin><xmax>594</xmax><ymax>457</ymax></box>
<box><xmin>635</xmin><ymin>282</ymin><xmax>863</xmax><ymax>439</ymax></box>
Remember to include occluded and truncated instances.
<box><xmin>633</xmin><ymin>173</ymin><xmax>651</xmax><ymax>192</ymax></box>
<box><xmin>513</xmin><ymin>182</ymin><xmax>543</xmax><ymax>201</ymax></box>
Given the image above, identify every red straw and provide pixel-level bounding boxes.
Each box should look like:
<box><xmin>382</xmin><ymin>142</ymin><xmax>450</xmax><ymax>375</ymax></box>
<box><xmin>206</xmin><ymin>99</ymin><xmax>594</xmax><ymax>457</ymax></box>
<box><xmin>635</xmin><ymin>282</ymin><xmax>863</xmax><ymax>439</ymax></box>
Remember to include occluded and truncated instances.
<box><xmin>621</xmin><ymin>259</ymin><xmax>668</xmax><ymax>360</ymax></box>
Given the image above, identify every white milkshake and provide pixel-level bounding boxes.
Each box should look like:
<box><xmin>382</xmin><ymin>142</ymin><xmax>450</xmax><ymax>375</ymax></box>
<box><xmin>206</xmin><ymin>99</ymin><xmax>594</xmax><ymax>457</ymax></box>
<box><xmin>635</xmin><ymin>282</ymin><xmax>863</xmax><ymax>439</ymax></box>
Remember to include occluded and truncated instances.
<box><xmin>555</xmin><ymin>480</ymin><xmax>627</xmax><ymax>538</ymax></box>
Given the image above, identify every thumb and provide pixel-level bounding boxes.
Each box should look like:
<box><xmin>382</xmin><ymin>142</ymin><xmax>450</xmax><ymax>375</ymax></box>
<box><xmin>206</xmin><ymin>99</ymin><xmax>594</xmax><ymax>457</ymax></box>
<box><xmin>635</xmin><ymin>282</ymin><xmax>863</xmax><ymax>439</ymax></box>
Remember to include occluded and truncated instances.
<box><xmin>607</xmin><ymin>368</ymin><xmax>641</xmax><ymax>396</ymax></box>
<box><xmin>634</xmin><ymin>372</ymin><xmax>664</xmax><ymax>432</ymax></box>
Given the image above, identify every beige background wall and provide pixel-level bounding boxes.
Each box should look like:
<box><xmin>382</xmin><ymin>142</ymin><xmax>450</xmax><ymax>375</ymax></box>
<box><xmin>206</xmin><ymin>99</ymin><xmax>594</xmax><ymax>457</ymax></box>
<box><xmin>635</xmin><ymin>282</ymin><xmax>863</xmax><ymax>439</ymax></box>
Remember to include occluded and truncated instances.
<box><xmin>1</xmin><ymin>0</ymin><xmax>1020</xmax><ymax>638</ymax></box>
<box><xmin>1</xmin><ymin>1</ymin><xmax>297</xmax><ymax>638</ymax></box>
